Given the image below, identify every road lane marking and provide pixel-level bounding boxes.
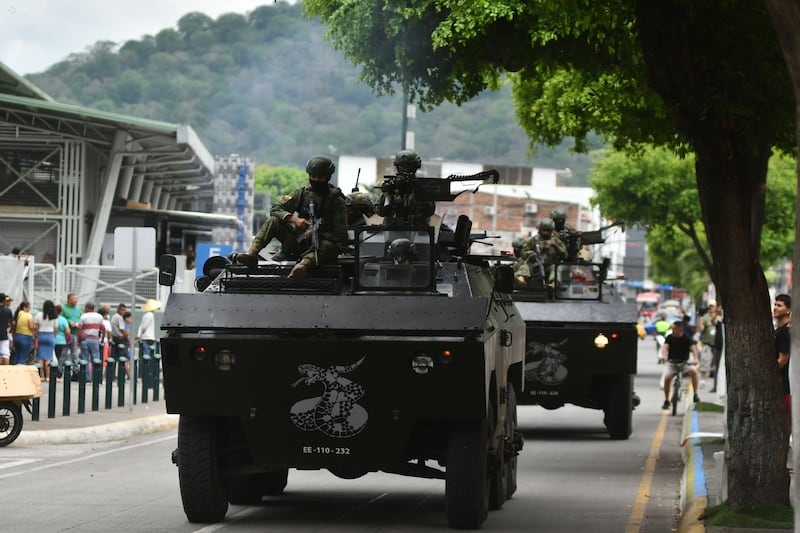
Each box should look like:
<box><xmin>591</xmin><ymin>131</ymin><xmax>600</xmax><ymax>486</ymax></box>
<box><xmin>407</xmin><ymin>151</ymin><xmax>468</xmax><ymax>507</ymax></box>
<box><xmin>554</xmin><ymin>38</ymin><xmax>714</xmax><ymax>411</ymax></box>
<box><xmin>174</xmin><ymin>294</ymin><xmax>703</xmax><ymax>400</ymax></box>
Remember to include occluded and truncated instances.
<box><xmin>0</xmin><ymin>434</ymin><xmax>175</xmax><ymax>480</ymax></box>
<box><xmin>0</xmin><ymin>458</ymin><xmax>37</xmax><ymax>470</ymax></box>
<box><xmin>626</xmin><ymin>411</ymin><xmax>668</xmax><ymax>533</ymax></box>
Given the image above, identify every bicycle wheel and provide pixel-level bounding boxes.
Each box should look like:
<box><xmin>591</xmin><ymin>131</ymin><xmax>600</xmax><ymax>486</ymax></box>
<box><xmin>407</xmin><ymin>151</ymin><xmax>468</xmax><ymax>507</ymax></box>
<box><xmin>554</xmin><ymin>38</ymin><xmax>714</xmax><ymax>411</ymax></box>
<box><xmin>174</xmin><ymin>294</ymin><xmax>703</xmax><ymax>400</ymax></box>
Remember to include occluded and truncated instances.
<box><xmin>671</xmin><ymin>377</ymin><xmax>680</xmax><ymax>416</ymax></box>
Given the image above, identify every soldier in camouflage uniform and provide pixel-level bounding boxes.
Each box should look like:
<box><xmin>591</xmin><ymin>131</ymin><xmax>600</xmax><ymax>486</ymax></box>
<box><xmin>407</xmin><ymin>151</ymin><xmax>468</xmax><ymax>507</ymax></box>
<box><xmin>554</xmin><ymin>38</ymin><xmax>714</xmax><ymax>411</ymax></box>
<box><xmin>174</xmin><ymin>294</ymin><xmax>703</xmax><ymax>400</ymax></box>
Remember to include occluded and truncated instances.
<box><xmin>237</xmin><ymin>156</ymin><xmax>347</xmax><ymax>278</ymax></box>
<box><xmin>551</xmin><ymin>207</ymin><xmax>582</xmax><ymax>261</ymax></box>
<box><xmin>376</xmin><ymin>150</ymin><xmax>436</xmax><ymax>226</ymax></box>
<box><xmin>346</xmin><ymin>191</ymin><xmax>375</xmax><ymax>226</ymax></box>
<box><xmin>514</xmin><ymin>217</ymin><xmax>567</xmax><ymax>288</ymax></box>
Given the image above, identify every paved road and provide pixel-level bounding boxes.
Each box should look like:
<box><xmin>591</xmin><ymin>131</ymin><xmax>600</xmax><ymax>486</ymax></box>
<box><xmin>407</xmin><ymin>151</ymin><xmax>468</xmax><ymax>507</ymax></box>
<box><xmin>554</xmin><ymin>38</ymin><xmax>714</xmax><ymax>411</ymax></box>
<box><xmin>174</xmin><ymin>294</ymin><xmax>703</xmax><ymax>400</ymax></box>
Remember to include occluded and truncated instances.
<box><xmin>1</xmin><ymin>338</ymin><xmax>686</xmax><ymax>532</ymax></box>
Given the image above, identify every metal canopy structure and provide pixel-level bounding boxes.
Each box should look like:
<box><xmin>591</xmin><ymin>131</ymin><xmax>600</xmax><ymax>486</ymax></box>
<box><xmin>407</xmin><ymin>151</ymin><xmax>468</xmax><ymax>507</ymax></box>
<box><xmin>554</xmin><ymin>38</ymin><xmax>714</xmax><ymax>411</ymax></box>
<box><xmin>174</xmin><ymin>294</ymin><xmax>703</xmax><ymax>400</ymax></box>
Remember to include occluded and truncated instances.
<box><xmin>0</xmin><ymin>62</ymin><xmax>222</xmax><ymax>266</ymax></box>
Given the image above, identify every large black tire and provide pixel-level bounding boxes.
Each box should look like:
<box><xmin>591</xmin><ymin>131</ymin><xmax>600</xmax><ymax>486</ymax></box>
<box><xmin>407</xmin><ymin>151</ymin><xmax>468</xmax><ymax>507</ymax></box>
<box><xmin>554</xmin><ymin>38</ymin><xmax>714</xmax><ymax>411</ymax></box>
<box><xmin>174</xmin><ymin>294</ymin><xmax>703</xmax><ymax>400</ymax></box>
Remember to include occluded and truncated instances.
<box><xmin>604</xmin><ymin>374</ymin><xmax>633</xmax><ymax>440</ymax></box>
<box><xmin>0</xmin><ymin>402</ymin><xmax>23</xmax><ymax>447</ymax></box>
<box><xmin>260</xmin><ymin>468</ymin><xmax>289</xmax><ymax>495</ymax></box>
<box><xmin>446</xmin><ymin>419</ymin><xmax>490</xmax><ymax>529</ymax></box>
<box><xmin>505</xmin><ymin>383</ymin><xmax>519</xmax><ymax>500</ymax></box>
<box><xmin>177</xmin><ymin>416</ymin><xmax>229</xmax><ymax>523</ymax></box>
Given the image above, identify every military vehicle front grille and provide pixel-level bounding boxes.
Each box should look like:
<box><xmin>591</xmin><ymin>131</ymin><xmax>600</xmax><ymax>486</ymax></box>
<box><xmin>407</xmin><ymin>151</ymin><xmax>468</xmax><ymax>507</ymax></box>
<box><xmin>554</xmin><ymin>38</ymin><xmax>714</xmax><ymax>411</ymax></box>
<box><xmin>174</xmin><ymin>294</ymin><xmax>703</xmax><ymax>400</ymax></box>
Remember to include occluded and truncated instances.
<box><xmin>220</xmin><ymin>276</ymin><xmax>341</xmax><ymax>295</ymax></box>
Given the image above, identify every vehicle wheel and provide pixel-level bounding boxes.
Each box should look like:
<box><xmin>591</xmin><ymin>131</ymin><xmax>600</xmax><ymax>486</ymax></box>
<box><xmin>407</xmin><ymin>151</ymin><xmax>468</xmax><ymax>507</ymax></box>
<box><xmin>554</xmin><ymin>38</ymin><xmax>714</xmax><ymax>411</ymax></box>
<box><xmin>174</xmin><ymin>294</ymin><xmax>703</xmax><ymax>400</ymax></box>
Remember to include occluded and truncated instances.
<box><xmin>228</xmin><ymin>475</ymin><xmax>263</xmax><ymax>505</ymax></box>
<box><xmin>671</xmin><ymin>380</ymin><xmax>680</xmax><ymax>417</ymax></box>
<box><xmin>446</xmin><ymin>419</ymin><xmax>490</xmax><ymax>529</ymax></box>
<box><xmin>488</xmin><ymin>399</ymin><xmax>506</xmax><ymax>511</ymax></box>
<box><xmin>505</xmin><ymin>383</ymin><xmax>520</xmax><ymax>499</ymax></box>
<box><xmin>0</xmin><ymin>402</ymin><xmax>23</xmax><ymax>447</ymax></box>
<box><xmin>260</xmin><ymin>468</ymin><xmax>289</xmax><ymax>495</ymax></box>
<box><xmin>177</xmin><ymin>416</ymin><xmax>229</xmax><ymax>523</ymax></box>
<box><xmin>604</xmin><ymin>374</ymin><xmax>633</xmax><ymax>440</ymax></box>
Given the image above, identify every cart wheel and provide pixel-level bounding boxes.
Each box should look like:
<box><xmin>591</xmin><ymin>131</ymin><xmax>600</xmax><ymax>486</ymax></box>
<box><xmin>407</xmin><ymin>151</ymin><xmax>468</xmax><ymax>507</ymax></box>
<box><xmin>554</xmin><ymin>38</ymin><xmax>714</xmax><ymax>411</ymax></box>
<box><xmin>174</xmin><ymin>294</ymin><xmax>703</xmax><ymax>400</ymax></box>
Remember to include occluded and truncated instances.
<box><xmin>0</xmin><ymin>401</ymin><xmax>23</xmax><ymax>447</ymax></box>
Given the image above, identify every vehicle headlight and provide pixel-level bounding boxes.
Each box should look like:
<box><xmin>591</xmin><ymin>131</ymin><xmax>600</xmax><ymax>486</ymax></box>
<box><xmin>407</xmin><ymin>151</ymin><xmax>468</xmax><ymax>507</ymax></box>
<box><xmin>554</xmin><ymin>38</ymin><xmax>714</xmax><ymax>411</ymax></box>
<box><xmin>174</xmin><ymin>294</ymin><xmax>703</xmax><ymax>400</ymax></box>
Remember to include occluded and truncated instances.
<box><xmin>411</xmin><ymin>353</ymin><xmax>434</xmax><ymax>374</ymax></box>
<box><xmin>594</xmin><ymin>334</ymin><xmax>609</xmax><ymax>349</ymax></box>
<box><xmin>214</xmin><ymin>349</ymin><xmax>236</xmax><ymax>371</ymax></box>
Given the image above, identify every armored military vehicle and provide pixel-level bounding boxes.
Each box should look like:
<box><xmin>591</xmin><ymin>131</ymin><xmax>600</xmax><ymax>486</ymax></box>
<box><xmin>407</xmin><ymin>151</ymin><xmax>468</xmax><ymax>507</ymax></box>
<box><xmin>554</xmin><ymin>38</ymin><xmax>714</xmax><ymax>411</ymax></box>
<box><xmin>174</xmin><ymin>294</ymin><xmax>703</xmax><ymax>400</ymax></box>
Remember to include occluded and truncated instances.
<box><xmin>511</xmin><ymin>225</ymin><xmax>638</xmax><ymax>440</ymax></box>
<box><xmin>158</xmin><ymin>169</ymin><xmax>525</xmax><ymax>529</ymax></box>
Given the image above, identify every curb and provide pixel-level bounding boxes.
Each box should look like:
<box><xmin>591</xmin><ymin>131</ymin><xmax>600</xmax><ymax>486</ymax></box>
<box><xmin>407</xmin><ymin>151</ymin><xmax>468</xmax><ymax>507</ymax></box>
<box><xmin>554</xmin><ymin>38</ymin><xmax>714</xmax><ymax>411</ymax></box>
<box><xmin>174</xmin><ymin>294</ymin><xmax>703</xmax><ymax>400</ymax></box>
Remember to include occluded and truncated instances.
<box><xmin>14</xmin><ymin>414</ymin><xmax>179</xmax><ymax>445</ymax></box>
<box><xmin>679</xmin><ymin>389</ymin><xmax>706</xmax><ymax>533</ymax></box>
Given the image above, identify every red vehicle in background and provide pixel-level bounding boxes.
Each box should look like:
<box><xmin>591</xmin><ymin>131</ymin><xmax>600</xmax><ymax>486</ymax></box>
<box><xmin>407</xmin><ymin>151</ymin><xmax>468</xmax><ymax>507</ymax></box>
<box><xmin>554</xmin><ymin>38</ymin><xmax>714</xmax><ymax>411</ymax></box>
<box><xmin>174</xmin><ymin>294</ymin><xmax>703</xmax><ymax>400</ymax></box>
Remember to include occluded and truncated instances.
<box><xmin>636</xmin><ymin>292</ymin><xmax>660</xmax><ymax>320</ymax></box>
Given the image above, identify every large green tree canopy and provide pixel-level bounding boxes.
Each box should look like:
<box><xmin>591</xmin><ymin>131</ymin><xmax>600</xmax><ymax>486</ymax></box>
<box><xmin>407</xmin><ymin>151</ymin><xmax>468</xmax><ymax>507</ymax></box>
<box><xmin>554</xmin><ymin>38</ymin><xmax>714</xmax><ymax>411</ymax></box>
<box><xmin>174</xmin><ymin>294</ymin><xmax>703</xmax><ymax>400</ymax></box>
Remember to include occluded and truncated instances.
<box><xmin>305</xmin><ymin>0</ymin><xmax>796</xmax><ymax>509</ymax></box>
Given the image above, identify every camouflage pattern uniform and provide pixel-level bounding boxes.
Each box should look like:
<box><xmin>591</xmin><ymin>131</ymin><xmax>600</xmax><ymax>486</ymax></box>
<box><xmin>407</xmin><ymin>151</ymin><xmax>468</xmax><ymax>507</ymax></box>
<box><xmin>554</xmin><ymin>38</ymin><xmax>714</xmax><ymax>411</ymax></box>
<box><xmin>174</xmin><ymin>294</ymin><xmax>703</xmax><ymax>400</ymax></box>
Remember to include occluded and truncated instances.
<box><xmin>345</xmin><ymin>192</ymin><xmax>375</xmax><ymax>226</ymax></box>
<box><xmin>257</xmin><ymin>184</ymin><xmax>347</xmax><ymax>266</ymax></box>
<box><xmin>514</xmin><ymin>234</ymin><xmax>567</xmax><ymax>282</ymax></box>
<box><xmin>552</xmin><ymin>207</ymin><xmax>582</xmax><ymax>261</ymax></box>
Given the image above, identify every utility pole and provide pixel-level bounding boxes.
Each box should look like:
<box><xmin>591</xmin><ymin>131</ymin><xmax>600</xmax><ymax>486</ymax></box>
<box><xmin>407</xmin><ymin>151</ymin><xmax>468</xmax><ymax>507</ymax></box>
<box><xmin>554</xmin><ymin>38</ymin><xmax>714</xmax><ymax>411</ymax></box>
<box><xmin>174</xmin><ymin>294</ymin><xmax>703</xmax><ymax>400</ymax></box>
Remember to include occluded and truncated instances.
<box><xmin>401</xmin><ymin>92</ymin><xmax>416</xmax><ymax>150</ymax></box>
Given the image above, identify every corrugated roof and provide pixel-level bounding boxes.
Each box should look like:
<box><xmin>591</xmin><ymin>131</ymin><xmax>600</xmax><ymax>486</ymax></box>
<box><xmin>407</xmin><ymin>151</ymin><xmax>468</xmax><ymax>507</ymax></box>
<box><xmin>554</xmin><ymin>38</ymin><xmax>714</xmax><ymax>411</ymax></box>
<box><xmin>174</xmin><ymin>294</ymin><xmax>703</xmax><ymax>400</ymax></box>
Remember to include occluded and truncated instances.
<box><xmin>0</xmin><ymin>60</ymin><xmax>52</xmax><ymax>100</ymax></box>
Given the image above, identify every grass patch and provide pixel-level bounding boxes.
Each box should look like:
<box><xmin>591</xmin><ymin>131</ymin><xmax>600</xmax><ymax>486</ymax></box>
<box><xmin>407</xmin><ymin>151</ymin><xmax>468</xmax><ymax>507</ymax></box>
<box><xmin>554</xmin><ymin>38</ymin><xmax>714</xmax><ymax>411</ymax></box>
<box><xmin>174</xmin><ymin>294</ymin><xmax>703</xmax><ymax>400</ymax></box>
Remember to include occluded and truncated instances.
<box><xmin>703</xmin><ymin>502</ymin><xmax>793</xmax><ymax>529</ymax></box>
<box><xmin>694</xmin><ymin>401</ymin><xmax>724</xmax><ymax>413</ymax></box>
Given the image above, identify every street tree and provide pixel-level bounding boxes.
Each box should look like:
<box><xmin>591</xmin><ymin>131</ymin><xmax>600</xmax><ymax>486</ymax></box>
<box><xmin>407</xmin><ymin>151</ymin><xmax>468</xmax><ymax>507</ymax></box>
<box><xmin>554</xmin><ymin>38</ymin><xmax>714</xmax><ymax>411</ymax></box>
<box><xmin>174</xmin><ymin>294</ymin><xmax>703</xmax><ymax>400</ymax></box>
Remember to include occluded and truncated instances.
<box><xmin>304</xmin><ymin>0</ymin><xmax>795</xmax><ymax>508</ymax></box>
<box><xmin>590</xmin><ymin>148</ymin><xmax>796</xmax><ymax>297</ymax></box>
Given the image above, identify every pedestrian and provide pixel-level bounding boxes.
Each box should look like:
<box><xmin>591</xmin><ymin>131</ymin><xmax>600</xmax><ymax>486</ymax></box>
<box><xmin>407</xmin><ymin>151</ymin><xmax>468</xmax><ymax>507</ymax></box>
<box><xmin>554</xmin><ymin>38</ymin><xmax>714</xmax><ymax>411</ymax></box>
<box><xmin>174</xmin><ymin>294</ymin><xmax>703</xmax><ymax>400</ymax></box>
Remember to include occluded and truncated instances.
<box><xmin>136</xmin><ymin>299</ymin><xmax>159</xmax><ymax>362</ymax></box>
<box><xmin>0</xmin><ymin>293</ymin><xmax>13</xmax><ymax>366</ymax></box>
<box><xmin>53</xmin><ymin>304</ymin><xmax>69</xmax><ymax>379</ymax></box>
<box><xmin>99</xmin><ymin>305</ymin><xmax>112</xmax><ymax>363</ymax></box>
<box><xmin>123</xmin><ymin>311</ymin><xmax>133</xmax><ymax>378</ymax></box>
<box><xmin>33</xmin><ymin>300</ymin><xmax>58</xmax><ymax>381</ymax></box>
<box><xmin>12</xmin><ymin>301</ymin><xmax>34</xmax><ymax>365</ymax></box>
<box><xmin>78</xmin><ymin>302</ymin><xmax>105</xmax><ymax>380</ymax></box>
<box><xmin>696</xmin><ymin>300</ymin><xmax>721</xmax><ymax>388</ymax></box>
<box><xmin>61</xmin><ymin>293</ymin><xmax>82</xmax><ymax>378</ymax></box>
<box><xmin>236</xmin><ymin>155</ymin><xmax>347</xmax><ymax>278</ymax></box>
<box><xmin>110</xmin><ymin>303</ymin><xmax>130</xmax><ymax>375</ymax></box>
<box><xmin>774</xmin><ymin>293</ymin><xmax>791</xmax><ymax>411</ymax></box>
<box><xmin>661</xmin><ymin>319</ymin><xmax>701</xmax><ymax>409</ymax></box>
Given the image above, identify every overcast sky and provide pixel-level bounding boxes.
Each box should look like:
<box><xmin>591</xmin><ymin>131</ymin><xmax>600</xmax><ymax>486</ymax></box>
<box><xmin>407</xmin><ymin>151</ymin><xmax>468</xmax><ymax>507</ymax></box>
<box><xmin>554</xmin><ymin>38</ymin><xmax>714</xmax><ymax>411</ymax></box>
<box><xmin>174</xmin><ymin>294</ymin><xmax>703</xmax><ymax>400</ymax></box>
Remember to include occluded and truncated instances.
<box><xmin>1</xmin><ymin>0</ymin><xmax>284</xmax><ymax>75</ymax></box>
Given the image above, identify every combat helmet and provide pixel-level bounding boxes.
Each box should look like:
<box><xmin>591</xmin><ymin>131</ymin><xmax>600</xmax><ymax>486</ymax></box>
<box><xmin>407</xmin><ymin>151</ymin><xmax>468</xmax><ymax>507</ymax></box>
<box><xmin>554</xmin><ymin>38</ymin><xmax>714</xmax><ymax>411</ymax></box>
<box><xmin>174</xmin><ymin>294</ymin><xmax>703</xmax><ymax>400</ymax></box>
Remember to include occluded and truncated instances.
<box><xmin>306</xmin><ymin>156</ymin><xmax>336</xmax><ymax>179</ymax></box>
<box><xmin>538</xmin><ymin>217</ymin><xmax>555</xmax><ymax>231</ymax></box>
<box><xmin>387</xmin><ymin>238</ymin><xmax>416</xmax><ymax>262</ymax></box>
<box><xmin>393</xmin><ymin>150</ymin><xmax>422</xmax><ymax>175</ymax></box>
<box><xmin>346</xmin><ymin>192</ymin><xmax>375</xmax><ymax>225</ymax></box>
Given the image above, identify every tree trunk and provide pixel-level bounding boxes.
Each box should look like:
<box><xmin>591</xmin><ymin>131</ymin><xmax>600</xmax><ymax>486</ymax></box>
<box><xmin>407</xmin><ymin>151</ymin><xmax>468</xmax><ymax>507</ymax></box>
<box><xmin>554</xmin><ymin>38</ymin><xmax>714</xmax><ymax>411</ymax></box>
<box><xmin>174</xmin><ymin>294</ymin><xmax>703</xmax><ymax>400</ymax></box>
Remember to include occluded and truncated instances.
<box><xmin>637</xmin><ymin>0</ymin><xmax>790</xmax><ymax>509</ymax></box>
<box><xmin>763</xmin><ymin>0</ymin><xmax>800</xmax><ymax>520</ymax></box>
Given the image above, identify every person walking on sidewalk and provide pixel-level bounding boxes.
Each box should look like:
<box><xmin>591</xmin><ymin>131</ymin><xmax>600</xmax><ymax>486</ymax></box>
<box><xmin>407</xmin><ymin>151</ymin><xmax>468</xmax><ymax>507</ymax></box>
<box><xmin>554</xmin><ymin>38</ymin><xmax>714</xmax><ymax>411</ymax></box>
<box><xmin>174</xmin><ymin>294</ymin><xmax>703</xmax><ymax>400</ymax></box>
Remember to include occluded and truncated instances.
<box><xmin>661</xmin><ymin>319</ymin><xmax>701</xmax><ymax>409</ymax></box>
<box><xmin>0</xmin><ymin>293</ymin><xmax>13</xmax><ymax>365</ymax></box>
<box><xmin>774</xmin><ymin>293</ymin><xmax>791</xmax><ymax>412</ymax></box>
<box><xmin>78</xmin><ymin>303</ymin><xmax>105</xmax><ymax>380</ymax></box>
<box><xmin>110</xmin><ymin>304</ymin><xmax>130</xmax><ymax>376</ymax></box>
<box><xmin>697</xmin><ymin>300</ymin><xmax>721</xmax><ymax>388</ymax></box>
<box><xmin>12</xmin><ymin>301</ymin><xmax>34</xmax><ymax>365</ymax></box>
<box><xmin>33</xmin><ymin>300</ymin><xmax>58</xmax><ymax>381</ymax></box>
<box><xmin>61</xmin><ymin>293</ymin><xmax>82</xmax><ymax>377</ymax></box>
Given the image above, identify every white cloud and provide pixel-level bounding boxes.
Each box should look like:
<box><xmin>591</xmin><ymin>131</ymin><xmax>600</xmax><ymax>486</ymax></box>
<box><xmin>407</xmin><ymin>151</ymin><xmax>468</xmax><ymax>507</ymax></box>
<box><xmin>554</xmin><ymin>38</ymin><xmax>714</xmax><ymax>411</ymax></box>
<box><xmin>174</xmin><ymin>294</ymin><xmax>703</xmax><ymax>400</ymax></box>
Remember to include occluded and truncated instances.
<box><xmin>0</xmin><ymin>0</ymin><xmax>286</xmax><ymax>75</ymax></box>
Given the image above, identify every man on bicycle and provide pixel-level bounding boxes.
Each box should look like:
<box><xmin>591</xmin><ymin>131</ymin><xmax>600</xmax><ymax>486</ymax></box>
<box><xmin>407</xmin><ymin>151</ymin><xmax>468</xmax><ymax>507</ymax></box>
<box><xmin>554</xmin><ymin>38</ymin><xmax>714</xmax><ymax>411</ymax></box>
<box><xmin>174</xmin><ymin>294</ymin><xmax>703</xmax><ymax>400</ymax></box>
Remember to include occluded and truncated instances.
<box><xmin>661</xmin><ymin>319</ymin><xmax>701</xmax><ymax>409</ymax></box>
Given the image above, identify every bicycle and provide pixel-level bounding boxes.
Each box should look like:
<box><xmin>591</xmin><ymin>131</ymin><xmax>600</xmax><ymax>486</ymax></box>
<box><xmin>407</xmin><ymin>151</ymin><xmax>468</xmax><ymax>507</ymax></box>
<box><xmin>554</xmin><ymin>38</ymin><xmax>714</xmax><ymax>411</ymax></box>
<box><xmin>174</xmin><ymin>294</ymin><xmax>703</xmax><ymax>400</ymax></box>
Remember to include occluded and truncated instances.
<box><xmin>667</xmin><ymin>360</ymin><xmax>695</xmax><ymax>416</ymax></box>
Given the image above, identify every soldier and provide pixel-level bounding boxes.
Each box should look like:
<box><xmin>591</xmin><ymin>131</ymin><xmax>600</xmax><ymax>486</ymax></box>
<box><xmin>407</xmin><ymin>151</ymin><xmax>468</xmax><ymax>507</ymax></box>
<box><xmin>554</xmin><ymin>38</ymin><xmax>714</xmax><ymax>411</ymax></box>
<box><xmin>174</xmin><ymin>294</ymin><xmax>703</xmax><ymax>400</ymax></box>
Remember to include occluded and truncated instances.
<box><xmin>345</xmin><ymin>191</ymin><xmax>375</xmax><ymax>226</ymax></box>
<box><xmin>551</xmin><ymin>207</ymin><xmax>582</xmax><ymax>261</ymax></box>
<box><xmin>512</xmin><ymin>237</ymin><xmax>527</xmax><ymax>259</ymax></box>
<box><xmin>514</xmin><ymin>217</ymin><xmax>567</xmax><ymax>288</ymax></box>
<box><xmin>376</xmin><ymin>150</ymin><xmax>436</xmax><ymax>226</ymax></box>
<box><xmin>237</xmin><ymin>156</ymin><xmax>347</xmax><ymax>278</ymax></box>
<box><xmin>387</xmin><ymin>238</ymin><xmax>416</xmax><ymax>264</ymax></box>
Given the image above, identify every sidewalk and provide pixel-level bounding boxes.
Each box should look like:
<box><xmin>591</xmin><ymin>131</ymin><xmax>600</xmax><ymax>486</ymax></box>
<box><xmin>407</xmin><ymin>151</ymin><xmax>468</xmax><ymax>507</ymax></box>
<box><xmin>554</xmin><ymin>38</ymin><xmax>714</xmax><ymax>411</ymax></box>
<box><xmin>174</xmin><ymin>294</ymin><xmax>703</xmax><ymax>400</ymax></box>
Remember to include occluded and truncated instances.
<box><xmin>13</xmin><ymin>378</ymin><xmax>177</xmax><ymax>445</ymax></box>
<box><xmin>677</xmin><ymin>398</ymin><xmax>792</xmax><ymax>533</ymax></box>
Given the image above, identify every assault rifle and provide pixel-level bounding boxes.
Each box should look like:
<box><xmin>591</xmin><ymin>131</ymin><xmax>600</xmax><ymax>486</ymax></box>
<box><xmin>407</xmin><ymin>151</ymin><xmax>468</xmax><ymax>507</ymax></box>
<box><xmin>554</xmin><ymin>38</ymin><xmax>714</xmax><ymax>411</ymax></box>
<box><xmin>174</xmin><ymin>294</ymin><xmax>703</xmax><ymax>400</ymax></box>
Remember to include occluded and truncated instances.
<box><xmin>532</xmin><ymin>242</ymin><xmax>547</xmax><ymax>285</ymax></box>
<box><xmin>296</xmin><ymin>200</ymin><xmax>322</xmax><ymax>264</ymax></box>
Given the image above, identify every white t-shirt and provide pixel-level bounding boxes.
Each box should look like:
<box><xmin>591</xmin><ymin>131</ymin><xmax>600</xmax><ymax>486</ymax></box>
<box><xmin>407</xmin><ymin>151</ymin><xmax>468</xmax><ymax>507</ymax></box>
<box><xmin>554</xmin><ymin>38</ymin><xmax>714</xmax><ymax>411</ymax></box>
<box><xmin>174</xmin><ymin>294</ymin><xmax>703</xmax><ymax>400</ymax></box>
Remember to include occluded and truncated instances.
<box><xmin>137</xmin><ymin>312</ymin><xmax>155</xmax><ymax>341</ymax></box>
<box><xmin>35</xmin><ymin>312</ymin><xmax>58</xmax><ymax>335</ymax></box>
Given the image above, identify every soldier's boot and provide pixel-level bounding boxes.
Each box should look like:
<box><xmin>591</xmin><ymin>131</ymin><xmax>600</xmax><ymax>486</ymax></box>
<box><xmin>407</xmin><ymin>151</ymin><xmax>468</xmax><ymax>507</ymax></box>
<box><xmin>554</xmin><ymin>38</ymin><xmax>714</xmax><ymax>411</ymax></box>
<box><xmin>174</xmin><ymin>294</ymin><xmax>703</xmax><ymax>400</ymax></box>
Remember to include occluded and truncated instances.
<box><xmin>237</xmin><ymin>239</ymin><xmax>265</xmax><ymax>269</ymax></box>
<box><xmin>288</xmin><ymin>257</ymin><xmax>314</xmax><ymax>279</ymax></box>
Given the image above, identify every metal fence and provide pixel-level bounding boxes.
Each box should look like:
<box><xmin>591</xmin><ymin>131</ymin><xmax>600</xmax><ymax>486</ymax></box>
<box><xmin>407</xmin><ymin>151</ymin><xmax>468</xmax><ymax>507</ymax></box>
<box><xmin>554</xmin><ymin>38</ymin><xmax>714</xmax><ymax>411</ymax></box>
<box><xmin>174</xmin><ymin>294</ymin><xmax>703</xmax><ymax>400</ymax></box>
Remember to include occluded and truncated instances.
<box><xmin>28</xmin><ymin>263</ymin><xmax>159</xmax><ymax>309</ymax></box>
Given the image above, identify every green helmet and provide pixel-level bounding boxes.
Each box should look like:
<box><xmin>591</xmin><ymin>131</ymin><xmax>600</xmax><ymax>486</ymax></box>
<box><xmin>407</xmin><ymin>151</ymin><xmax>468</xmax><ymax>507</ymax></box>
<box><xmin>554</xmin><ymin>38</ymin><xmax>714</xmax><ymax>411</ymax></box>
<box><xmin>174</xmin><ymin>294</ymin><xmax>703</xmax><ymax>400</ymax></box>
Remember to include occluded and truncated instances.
<box><xmin>346</xmin><ymin>192</ymin><xmax>375</xmax><ymax>224</ymax></box>
<box><xmin>538</xmin><ymin>217</ymin><xmax>555</xmax><ymax>231</ymax></box>
<box><xmin>551</xmin><ymin>207</ymin><xmax>567</xmax><ymax>222</ymax></box>
<box><xmin>512</xmin><ymin>237</ymin><xmax>526</xmax><ymax>248</ymax></box>
<box><xmin>306</xmin><ymin>156</ymin><xmax>336</xmax><ymax>179</ymax></box>
<box><xmin>393</xmin><ymin>150</ymin><xmax>422</xmax><ymax>174</ymax></box>
<box><xmin>387</xmin><ymin>238</ymin><xmax>416</xmax><ymax>260</ymax></box>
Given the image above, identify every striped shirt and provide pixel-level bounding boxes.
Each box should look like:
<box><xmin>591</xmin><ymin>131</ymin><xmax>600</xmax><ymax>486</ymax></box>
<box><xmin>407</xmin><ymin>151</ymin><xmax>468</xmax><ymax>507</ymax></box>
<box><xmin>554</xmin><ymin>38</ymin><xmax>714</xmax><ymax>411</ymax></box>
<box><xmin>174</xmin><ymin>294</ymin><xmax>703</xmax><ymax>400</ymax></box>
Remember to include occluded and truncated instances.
<box><xmin>78</xmin><ymin>311</ymin><xmax>105</xmax><ymax>341</ymax></box>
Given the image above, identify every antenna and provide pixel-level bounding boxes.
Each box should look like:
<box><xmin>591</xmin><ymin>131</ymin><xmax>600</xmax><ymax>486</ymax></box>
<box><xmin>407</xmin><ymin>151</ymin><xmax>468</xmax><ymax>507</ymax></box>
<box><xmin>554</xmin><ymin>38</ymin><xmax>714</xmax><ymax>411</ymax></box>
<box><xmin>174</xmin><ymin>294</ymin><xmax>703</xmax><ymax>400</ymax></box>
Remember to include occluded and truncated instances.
<box><xmin>352</xmin><ymin>168</ymin><xmax>361</xmax><ymax>193</ymax></box>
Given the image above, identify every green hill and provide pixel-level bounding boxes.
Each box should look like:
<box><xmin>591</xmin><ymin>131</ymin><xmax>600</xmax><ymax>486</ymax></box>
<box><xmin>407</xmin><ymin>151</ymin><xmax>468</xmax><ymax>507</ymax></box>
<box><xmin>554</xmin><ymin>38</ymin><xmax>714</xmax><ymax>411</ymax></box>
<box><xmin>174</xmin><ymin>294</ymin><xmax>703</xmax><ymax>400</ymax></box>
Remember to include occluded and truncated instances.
<box><xmin>26</xmin><ymin>2</ymin><xmax>594</xmax><ymax>184</ymax></box>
